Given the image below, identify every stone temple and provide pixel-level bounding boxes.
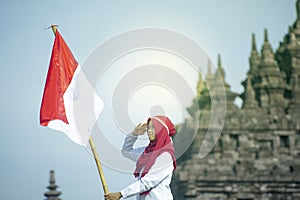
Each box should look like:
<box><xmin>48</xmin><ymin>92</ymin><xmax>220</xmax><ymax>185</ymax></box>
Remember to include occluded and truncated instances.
<box><xmin>171</xmin><ymin>1</ymin><xmax>300</xmax><ymax>199</ymax></box>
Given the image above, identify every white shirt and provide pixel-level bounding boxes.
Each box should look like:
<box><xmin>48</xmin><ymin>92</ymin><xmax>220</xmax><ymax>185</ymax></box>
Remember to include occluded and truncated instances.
<box><xmin>120</xmin><ymin>133</ymin><xmax>174</xmax><ymax>200</ymax></box>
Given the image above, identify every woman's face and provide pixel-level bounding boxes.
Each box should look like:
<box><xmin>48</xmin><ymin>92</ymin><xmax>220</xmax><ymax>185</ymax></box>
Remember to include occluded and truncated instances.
<box><xmin>147</xmin><ymin>120</ymin><xmax>156</xmax><ymax>141</ymax></box>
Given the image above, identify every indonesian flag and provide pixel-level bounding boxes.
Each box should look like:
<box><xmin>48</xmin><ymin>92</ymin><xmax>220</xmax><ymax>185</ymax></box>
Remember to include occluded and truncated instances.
<box><xmin>40</xmin><ymin>30</ymin><xmax>104</xmax><ymax>146</ymax></box>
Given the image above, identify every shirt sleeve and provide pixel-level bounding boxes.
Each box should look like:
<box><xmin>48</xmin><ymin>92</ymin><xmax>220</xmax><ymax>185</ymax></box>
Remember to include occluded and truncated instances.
<box><xmin>121</xmin><ymin>133</ymin><xmax>146</xmax><ymax>162</ymax></box>
<box><xmin>120</xmin><ymin>152</ymin><xmax>174</xmax><ymax>198</ymax></box>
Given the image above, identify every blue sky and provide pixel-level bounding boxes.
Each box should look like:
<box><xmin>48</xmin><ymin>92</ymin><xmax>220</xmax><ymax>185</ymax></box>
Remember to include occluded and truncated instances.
<box><xmin>0</xmin><ymin>1</ymin><xmax>295</xmax><ymax>200</ymax></box>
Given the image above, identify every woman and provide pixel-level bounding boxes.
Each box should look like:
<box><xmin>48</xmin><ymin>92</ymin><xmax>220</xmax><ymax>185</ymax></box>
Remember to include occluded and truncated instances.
<box><xmin>104</xmin><ymin>116</ymin><xmax>177</xmax><ymax>200</ymax></box>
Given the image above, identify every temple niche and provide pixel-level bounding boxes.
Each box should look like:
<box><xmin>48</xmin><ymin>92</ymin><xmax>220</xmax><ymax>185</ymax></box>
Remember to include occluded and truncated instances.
<box><xmin>171</xmin><ymin>1</ymin><xmax>300</xmax><ymax>199</ymax></box>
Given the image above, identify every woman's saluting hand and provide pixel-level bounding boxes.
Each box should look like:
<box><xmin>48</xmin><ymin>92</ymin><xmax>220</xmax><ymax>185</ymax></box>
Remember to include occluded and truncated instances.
<box><xmin>132</xmin><ymin>122</ymin><xmax>147</xmax><ymax>136</ymax></box>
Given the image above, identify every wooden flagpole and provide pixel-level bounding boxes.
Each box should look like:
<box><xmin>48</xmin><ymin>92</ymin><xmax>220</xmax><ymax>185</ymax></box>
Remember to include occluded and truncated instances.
<box><xmin>50</xmin><ymin>25</ymin><xmax>109</xmax><ymax>195</ymax></box>
<box><xmin>89</xmin><ymin>137</ymin><xmax>109</xmax><ymax>194</ymax></box>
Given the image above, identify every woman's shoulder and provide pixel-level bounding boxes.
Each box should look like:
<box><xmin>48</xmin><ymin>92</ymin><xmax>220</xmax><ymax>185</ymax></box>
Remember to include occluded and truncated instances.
<box><xmin>152</xmin><ymin>152</ymin><xmax>173</xmax><ymax>170</ymax></box>
<box><xmin>158</xmin><ymin>151</ymin><xmax>173</xmax><ymax>160</ymax></box>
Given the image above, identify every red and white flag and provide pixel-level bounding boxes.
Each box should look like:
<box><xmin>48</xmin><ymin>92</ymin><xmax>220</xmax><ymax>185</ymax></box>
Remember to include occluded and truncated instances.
<box><xmin>40</xmin><ymin>30</ymin><xmax>104</xmax><ymax>146</ymax></box>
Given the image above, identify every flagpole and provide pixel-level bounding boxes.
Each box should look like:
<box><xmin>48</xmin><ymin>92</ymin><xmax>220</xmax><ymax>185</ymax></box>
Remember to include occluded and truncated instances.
<box><xmin>50</xmin><ymin>25</ymin><xmax>109</xmax><ymax>195</ymax></box>
<box><xmin>89</xmin><ymin>138</ymin><xmax>109</xmax><ymax>194</ymax></box>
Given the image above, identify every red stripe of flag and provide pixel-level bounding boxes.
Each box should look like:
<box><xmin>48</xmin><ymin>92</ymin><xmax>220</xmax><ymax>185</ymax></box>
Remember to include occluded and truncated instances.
<box><xmin>40</xmin><ymin>31</ymin><xmax>78</xmax><ymax>126</ymax></box>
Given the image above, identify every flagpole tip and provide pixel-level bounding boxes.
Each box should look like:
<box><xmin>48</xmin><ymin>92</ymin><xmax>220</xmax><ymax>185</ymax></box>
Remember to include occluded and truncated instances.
<box><xmin>44</xmin><ymin>24</ymin><xmax>59</xmax><ymax>35</ymax></box>
<box><xmin>51</xmin><ymin>25</ymin><xmax>58</xmax><ymax>34</ymax></box>
<box><xmin>51</xmin><ymin>24</ymin><xmax>58</xmax><ymax>28</ymax></box>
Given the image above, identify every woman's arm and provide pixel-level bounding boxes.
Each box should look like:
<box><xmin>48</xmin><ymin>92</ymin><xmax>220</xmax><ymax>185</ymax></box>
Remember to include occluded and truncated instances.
<box><xmin>120</xmin><ymin>152</ymin><xmax>174</xmax><ymax>198</ymax></box>
<box><xmin>121</xmin><ymin>133</ymin><xmax>145</xmax><ymax>162</ymax></box>
<box><xmin>121</xmin><ymin>123</ymin><xmax>147</xmax><ymax>162</ymax></box>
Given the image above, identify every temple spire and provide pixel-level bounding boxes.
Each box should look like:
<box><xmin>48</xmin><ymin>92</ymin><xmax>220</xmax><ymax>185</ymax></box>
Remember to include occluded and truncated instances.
<box><xmin>297</xmin><ymin>0</ymin><xmax>300</xmax><ymax>21</ymax></box>
<box><xmin>261</xmin><ymin>29</ymin><xmax>275</xmax><ymax>64</ymax></box>
<box><xmin>214</xmin><ymin>55</ymin><xmax>237</xmax><ymax>107</ymax></box>
<box><xmin>252</xmin><ymin>33</ymin><xmax>257</xmax><ymax>51</ymax></box>
<box><xmin>264</xmin><ymin>28</ymin><xmax>269</xmax><ymax>43</ymax></box>
<box><xmin>290</xmin><ymin>31</ymin><xmax>297</xmax><ymax>46</ymax></box>
<box><xmin>287</xmin><ymin>27</ymin><xmax>299</xmax><ymax>49</ymax></box>
<box><xmin>196</xmin><ymin>68</ymin><xmax>205</xmax><ymax>96</ymax></box>
<box><xmin>248</xmin><ymin>33</ymin><xmax>260</xmax><ymax>73</ymax></box>
<box><xmin>207</xmin><ymin>59</ymin><xmax>212</xmax><ymax>75</ymax></box>
<box><xmin>293</xmin><ymin>0</ymin><xmax>300</xmax><ymax>35</ymax></box>
<box><xmin>242</xmin><ymin>76</ymin><xmax>258</xmax><ymax>109</ymax></box>
<box><xmin>217</xmin><ymin>54</ymin><xmax>225</xmax><ymax>80</ymax></box>
<box><xmin>44</xmin><ymin>170</ymin><xmax>62</xmax><ymax>200</ymax></box>
<box><xmin>206</xmin><ymin>59</ymin><xmax>214</xmax><ymax>82</ymax></box>
<box><xmin>217</xmin><ymin>54</ymin><xmax>221</xmax><ymax>68</ymax></box>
